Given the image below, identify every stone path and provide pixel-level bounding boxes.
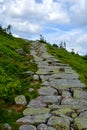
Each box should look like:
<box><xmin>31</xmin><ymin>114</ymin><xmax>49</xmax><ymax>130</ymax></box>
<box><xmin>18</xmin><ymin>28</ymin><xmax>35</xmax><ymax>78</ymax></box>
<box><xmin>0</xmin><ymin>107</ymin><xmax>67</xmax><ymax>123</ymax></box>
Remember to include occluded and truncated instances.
<box><xmin>17</xmin><ymin>41</ymin><xmax>87</xmax><ymax>130</ymax></box>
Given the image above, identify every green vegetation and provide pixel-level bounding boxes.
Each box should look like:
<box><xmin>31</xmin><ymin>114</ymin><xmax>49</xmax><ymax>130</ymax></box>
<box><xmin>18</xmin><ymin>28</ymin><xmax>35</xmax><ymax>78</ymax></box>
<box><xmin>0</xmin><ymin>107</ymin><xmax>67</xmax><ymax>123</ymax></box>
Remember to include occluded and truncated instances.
<box><xmin>0</xmin><ymin>26</ymin><xmax>41</xmax><ymax>129</ymax></box>
<box><xmin>46</xmin><ymin>43</ymin><xmax>87</xmax><ymax>87</ymax></box>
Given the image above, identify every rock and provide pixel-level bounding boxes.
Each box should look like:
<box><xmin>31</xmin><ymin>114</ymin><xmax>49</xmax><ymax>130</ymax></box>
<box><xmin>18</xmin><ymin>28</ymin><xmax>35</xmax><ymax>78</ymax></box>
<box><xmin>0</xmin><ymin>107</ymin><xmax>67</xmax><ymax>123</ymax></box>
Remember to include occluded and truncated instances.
<box><xmin>29</xmin><ymin>88</ymin><xmax>34</xmax><ymax>92</ymax></box>
<box><xmin>62</xmin><ymin>90</ymin><xmax>72</xmax><ymax>98</ymax></box>
<box><xmin>75</xmin><ymin>117</ymin><xmax>87</xmax><ymax>130</ymax></box>
<box><xmin>74</xmin><ymin>89</ymin><xmax>87</xmax><ymax>99</ymax></box>
<box><xmin>79</xmin><ymin>111</ymin><xmax>87</xmax><ymax>118</ymax></box>
<box><xmin>33</xmin><ymin>75</ymin><xmax>40</xmax><ymax>80</ymax></box>
<box><xmin>22</xmin><ymin>71</ymin><xmax>34</xmax><ymax>76</ymax></box>
<box><xmin>47</xmin><ymin>127</ymin><xmax>56</xmax><ymax>130</ymax></box>
<box><xmin>38</xmin><ymin>87</ymin><xmax>58</xmax><ymax>96</ymax></box>
<box><xmin>47</xmin><ymin>116</ymin><xmax>70</xmax><ymax>130</ymax></box>
<box><xmin>3</xmin><ymin>123</ymin><xmax>11</xmax><ymax>130</ymax></box>
<box><xmin>19</xmin><ymin>125</ymin><xmax>36</xmax><ymax>130</ymax></box>
<box><xmin>52</xmin><ymin>73</ymin><xmax>79</xmax><ymax>79</ymax></box>
<box><xmin>16</xmin><ymin>48</ymin><xmax>24</xmax><ymax>55</ymax></box>
<box><xmin>37</xmin><ymin>124</ymin><xmax>48</xmax><ymax>130</ymax></box>
<box><xmin>23</xmin><ymin>108</ymin><xmax>50</xmax><ymax>116</ymax></box>
<box><xmin>15</xmin><ymin>95</ymin><xmax>27</xmax><ymax>105</ymax></box>
<box><xmin>17</xmin><ymin>114</ymin><xmax>51</xmax><ymax>124</ymax></box>
<box><xmin>36</xmin><ymin>96</ymin><xmax>62</xmax><ymax>105</ymax></box>
<box><xmin>51</xmin><ymin>107</ymin><xmax>74</xmax><ymax>116</ymax></box>
<box><xmin>27</xmin><ymin>98</ymin><xmax>46</xmax><ymax>108</ymax></box>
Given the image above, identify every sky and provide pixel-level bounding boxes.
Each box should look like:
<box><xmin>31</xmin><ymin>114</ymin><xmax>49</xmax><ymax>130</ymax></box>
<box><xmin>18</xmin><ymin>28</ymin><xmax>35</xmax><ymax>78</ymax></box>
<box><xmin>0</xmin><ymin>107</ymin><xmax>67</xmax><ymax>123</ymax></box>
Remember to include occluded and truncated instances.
<box><xmin>0</xmin><ymin>0</ymin><xmax>87</xmax><ymax>55</ymax></box>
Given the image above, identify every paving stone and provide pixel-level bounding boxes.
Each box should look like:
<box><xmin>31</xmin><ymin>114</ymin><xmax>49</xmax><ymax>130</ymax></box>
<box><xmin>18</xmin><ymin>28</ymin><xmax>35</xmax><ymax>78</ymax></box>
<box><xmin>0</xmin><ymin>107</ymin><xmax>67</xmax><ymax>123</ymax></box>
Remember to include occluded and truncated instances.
<box><xmin>75</xmin><ymin>117</ymin><xmax>87</xmax><ymax>130</ymax></box>
<box><xmin>19</xmin><ymin>125</ymin><xmax>36</xmax><ymax>130</ymax></box>
<box><xmin>36</xmin><ymin>96</ymin><xmax>62</xmax><ymax>105</ymax></box>
<box><xmin>51</xmin><ymin>107</ymin><xmax>74</xmax><ymax>116</ymax></box>
<box><xmin>62</xmin><ymin>90</ymin><xmax>72</xmax><ymax>98</ymax></box>
<box><xmin>27</xmin><ymin>98</ymin><xmax>46</xmax><ymax>108</ymax></box>
<box><xmin>17</xmin><ymin>114</ymin><xmax>51</xmax><ymax>124</ymax></box>
<box><xmin>79</xmin><ymin>111</ymin><xmax>87</xmax><ymax>118</ymax></box>
<box><xmin>33</xmin><ymin>75</ymin><xmax>40</xmax><ymax>80</ymax></box>
<box><xmin>37</xmin><ymin>124</ymin><xmax>48</xmax><ymax>130</ymax></box>
<box><xmin>23</xmin><ymin>108</ymin><xmax>50</xmax><ymax>116</ymax></box>
<box><xmin>74</xmin><ymin>89</ymin><xmax>87</xmax><ymax>99</ymax></box>
<box><xmin>47</xmin><ymin>116</ymin><xmax>70</xmax><ymax>130</ymax></box>
<box><xmin>38</xmin><ymin>87</ymin><xmax>58</xmax><ymax>96</ymax></box>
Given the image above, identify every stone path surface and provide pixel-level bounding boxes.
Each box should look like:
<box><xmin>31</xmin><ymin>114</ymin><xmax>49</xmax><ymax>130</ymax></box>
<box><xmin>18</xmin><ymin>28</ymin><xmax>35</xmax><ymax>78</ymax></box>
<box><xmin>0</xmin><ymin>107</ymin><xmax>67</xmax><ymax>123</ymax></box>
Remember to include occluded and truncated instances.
<box><xmin>17</xmin><ymin>42</ymin><xmax>87</xmax><ymax>130</ymax></box>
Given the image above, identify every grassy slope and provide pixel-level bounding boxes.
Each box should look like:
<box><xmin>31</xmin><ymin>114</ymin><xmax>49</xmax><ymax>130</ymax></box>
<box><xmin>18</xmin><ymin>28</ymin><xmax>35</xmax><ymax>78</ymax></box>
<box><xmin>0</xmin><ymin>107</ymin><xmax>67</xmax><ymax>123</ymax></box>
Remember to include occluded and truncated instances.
<box><xmin>46</xmin><ymin>44</ymin><xmax>87</xmax><ymax>87</ymax></box>
<box><xmin>0</xmin><ymin>29</ymin><xmax>41</xmax><ymax>129</ymax></box>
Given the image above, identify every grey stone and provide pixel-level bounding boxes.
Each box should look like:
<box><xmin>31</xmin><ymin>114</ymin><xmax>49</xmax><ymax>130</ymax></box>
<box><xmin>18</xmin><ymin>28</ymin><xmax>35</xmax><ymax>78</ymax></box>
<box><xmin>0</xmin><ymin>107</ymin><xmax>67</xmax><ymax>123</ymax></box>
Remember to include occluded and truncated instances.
<box><xmin>62</xmin><ymin>90</ymin><xmax>72</xmax><ymax>98</ymax></box>
<box><xmin>33</xmin><ymin>75</ymin><xmax>40</xmax><ymax>80</ymax></box>
<box><xmin>38</xmin><ymin>87</ymin><xmax>58</xmax><ymax>96</ymax></box>
<box><xmin>22</xmin><ymin>71</ymin><xmax>34</xmax><ymax>76</ymax></box>
<box><xmin>74</xmin><ymin>89</ymin><xmax>87</xmax><ymax>99</ymax></box>
<box><xmin>29</xmin><ymin>88</ymin><xmax>34</xmax><ymax>92</ymax></box>
<box><xmin>52</xmin><ymin>73</ymin><xmax>79</xmax><ymax>79</ymax></box>
<box><xmin>47</xmin><ymin>127</ymin><xmax>56</xmax><ymax>130</ymax></box>
<box><xmin>75</xmin><ymin>117</ymin><xmax>87</xmax><ymax>130</ymax></box>
<box><xmin>17</xmin><ymin>114</ymin><xmax>51</xmax><ymax>124</ymax></box>
<box><xmin>47</xmin><ymin>116</ymin><xmax>70</xmax><ymax>130</ymax></box>
<box><xmin>19</xmin><ymin>125</ymin><xmax>36</xmax><ymax>130</ymax></box>
<box><xmin>23</xmin><ymin>108</ymin><xmax>50</xmax><ymax>116</ymax></box>
<box><xmin>36</xmin><ymin>96</ymin><xmax>62</xmax><ymax>105</ymax></box>
<box><xmin>16</xmin><ymin>48</ymin><xmax>24</xmax><ymax>55</ymax></box>
<box><xmin>15</xmin><ymin>95</ymin><xmax>27</xmax><ymax>105</ymax></box>
<box><xmin>51</xmin><ymin>107</ymin><xmax>74</xmax><ymax>116</ymax></box>
<box><xmin>79</xmin><ymin>111</ymin><xmax>87</xmax><ymax>118</ymax></box>
<box><xmin>3</xmin><ymin>123</ymin><xmax>11</xmax><ymax>130</ymax></box>
<box><xmin>27</xmin><ymin>98</ymin><xmax>46</xmax><ymax>108</ymax></box>
<box><xmin>37</xmin><ymin>124</ymin><xmax>48</xmax><ymax>130</ymax></box>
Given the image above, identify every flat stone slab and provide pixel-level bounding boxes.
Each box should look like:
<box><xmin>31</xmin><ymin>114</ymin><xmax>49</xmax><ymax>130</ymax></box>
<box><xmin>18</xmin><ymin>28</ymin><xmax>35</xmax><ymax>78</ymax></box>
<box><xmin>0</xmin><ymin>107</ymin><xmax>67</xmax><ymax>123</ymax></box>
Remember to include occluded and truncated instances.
<box><xmin>75</xmin><ymin>117</ymin><xmax>87</xmax><ymax>130</ymax></box>
<box><xmin>19</xmin><ymin>125</ymin><xmax>36</xmax><ymax>130</ymax></box>
<box><xmin>47</xmin><ymin>116</ymin><xmax>70</xmax><ymax>130</ymax></box>
<box><xmin>38</xmin><ymin>87</ymin><xmax>58</xmax><ymax>96</ymax></box>
<box><xmin>36</xmin><ymin>96</ymin><xmax>62</xmax><ymax>105</ymax></box>
<box><xmin>74</xmin><ymin>89</ymin><xmax>87</xmax><ymax>99</ymax></box>
<box><xmin>62</xmin><ymin>90</ymin><xmax>72</xmax><ymax>98</ymax></box>
<box><xmin>37</xmin><ymin>124</ymin><xmax>48</xmax><ymax>130</ymax></box>
<box><xmin>17</xmin><ymin>114</ymin><xmax>51</xmax><ymax>124</ymax></box>
<box><xmin>52</xmin><ymin>73</ymin><xmax>79</xmax><ymax>79</ymax></box>
<box><xmin>79</xmin><ymin>111</ymin><xmax>87</xmax><ymax>118</ymax></box>
<box><xmin>61</xmin><ymin>98</ymin><xmax>87</xmax><ymax>107</ymax></box>
<box><xmin>27</xmin><ymin>98</ymin><xmax>46</xmax><ymax>108</ymax></box>
<box><xmin>23</xmin><ymin>108</ymin><xmax>50</xmax><ymax>116</ymax></box>
<box><xmin>50</xmin><ymin>79</ymin><xmax>85</xmax><ymax>90</ymax></box>
<box><xmin>51</xmin><ymin>107</ymin><xmax>74</xmax><ymax>116</ymax></box>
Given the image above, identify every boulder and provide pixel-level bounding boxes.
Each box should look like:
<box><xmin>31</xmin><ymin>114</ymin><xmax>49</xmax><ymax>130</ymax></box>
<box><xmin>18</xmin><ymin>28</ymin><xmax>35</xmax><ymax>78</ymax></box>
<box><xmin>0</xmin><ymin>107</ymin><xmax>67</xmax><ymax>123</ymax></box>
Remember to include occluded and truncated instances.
<box><xmin>15</xmin><ymin>95</ymin><xmax>27</xmax><ymax>105</ymax></box>
<box><xmin>19</xmin><ymin>125</ymin><xmax>36</xmax><ymax>130</ymax></box>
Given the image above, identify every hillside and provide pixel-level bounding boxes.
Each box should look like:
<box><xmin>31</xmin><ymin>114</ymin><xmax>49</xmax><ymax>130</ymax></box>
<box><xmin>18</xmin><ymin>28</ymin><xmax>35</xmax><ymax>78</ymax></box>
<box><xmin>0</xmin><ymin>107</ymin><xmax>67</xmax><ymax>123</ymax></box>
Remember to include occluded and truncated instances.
<box><xmin>46</xmin><ymin>43</ymin><xmax>87</xmax><ymax>88</ymax></box>
<box><xmin>0</xmin><ymin>27</ymin><xmax>87</xmax><ymax>129</ymax></box>
<box><xmin>0</xmin><ymin>27</ymin><xmax>41</xmax><ymax>129</ymax></box>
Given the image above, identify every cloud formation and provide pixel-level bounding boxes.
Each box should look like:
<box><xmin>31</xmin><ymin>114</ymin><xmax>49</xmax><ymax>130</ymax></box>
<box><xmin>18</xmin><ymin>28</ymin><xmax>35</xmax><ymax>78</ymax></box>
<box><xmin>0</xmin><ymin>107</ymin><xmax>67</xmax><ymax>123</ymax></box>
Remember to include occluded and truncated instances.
<box><xmin>0</xmin><ymin>0</ymin><xmax>87</xmax><ymax>55</ymax></box>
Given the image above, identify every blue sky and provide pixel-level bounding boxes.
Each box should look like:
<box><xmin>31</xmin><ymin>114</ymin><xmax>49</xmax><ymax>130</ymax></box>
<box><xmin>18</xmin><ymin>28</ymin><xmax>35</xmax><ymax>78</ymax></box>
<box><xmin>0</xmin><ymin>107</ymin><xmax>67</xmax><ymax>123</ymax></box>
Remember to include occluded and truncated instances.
<box><xmin>0</xmin><ymin>0</ymin><xmax>87</xmax><ymax>55</ymax></box>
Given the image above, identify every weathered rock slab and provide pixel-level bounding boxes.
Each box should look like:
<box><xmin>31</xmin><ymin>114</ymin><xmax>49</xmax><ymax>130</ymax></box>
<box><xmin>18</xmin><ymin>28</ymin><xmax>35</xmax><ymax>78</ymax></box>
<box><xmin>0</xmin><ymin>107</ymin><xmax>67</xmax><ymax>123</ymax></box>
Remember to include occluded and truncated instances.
<box><xmin>23</xmin><ymin>108</ymin><xmax>50</xmax><ymax>116</ymax></box>
<box><xmin>17</xmin><ymin>114</ymin><xmax>51</xmax><ymax>124</ymax></box>
<box><xmin>47</xmin><ymin>116</ymin><xmax>70</xmax><ymax>130</ymax></box>
<box><xmin>38</xmin><ymin>87</ymin><xmax>58</xmax><ymax>96</ymax></box>
<box><xmin>19</xmin><ymin>125</ymin><xmax>36</xmax><ymax>130</ymax></box>
<box><xmin>75</xmin><ymin>117</ymin><xmax>87</xmax><ymax>130</ymax></box>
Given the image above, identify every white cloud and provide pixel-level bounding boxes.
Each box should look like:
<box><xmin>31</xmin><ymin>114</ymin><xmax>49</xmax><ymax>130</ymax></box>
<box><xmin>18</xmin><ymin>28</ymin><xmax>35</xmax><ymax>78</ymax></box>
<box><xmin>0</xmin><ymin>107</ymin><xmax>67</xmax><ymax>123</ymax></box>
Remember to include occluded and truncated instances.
<box><xmin>0</xmin><ymin>0</ymin><xmax>87</xmax><ymax>55</ymax></box>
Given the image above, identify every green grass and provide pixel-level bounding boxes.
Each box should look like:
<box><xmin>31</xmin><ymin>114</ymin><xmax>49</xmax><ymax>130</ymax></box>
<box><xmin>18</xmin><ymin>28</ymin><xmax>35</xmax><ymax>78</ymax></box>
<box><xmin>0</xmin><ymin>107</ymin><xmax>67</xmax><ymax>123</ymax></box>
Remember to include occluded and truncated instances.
<box><xmin>46</xmin><ymin>44</ymin><xmax>87</xmax><ymax>87</ymax></box>
<box><xmin>0</xmin><ymin>28</ymin><xmax>41</xmax><ymax>129</ymax></box>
